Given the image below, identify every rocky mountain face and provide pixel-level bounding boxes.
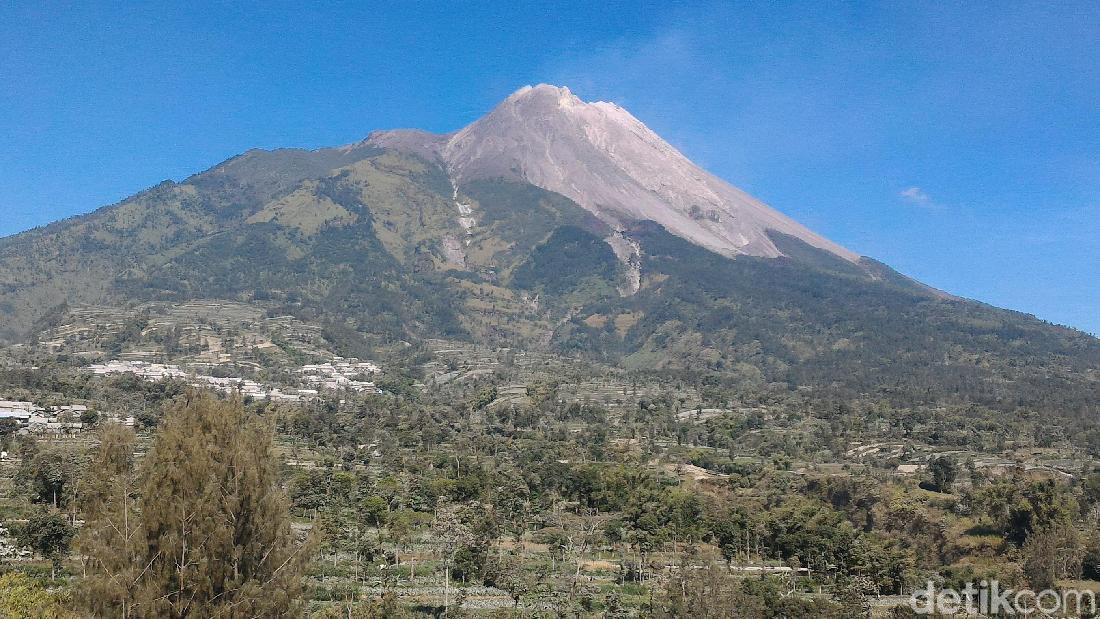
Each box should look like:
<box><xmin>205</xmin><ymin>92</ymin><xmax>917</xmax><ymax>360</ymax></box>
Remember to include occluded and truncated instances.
<box><xmin>370</xmin><ymin>84</ymin><xmax>858</xmax><ymax>263</ymax></box>
<box><xmin>0</xmin><ymin>85</ymin><xmax>1097</xmax><ymax>416</ymax></box>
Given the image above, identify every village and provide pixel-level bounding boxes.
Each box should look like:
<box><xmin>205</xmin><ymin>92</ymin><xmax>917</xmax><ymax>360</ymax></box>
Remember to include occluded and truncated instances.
<box><xmin>0</xmin><ymin>352</ymin><xmax>385</xmax><ymax>450</ymax></box>
<box><xmin>85</xmin><ymin>357</ymin><xmax>383</xmax><ymax>402</ymax></box>
<box><xmin>0</xmin><ymin>399</ymin><xmax>131</xmax><ymax>442</ymax></box>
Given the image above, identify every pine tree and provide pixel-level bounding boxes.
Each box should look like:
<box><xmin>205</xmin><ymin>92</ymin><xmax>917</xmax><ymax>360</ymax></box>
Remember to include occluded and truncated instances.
<box><xmin>74</xmin><ymin>423</ymin><xmax>143</xmax><ymax>616</ymax></box>
<box><xmin>77</xmin><ymin>393</ymin><xmax>311</xmax><ymax>617</ymax></box>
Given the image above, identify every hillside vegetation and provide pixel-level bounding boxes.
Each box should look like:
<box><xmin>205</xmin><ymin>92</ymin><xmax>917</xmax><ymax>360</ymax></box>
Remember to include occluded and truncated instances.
<box><xmin>0</xmin><ymin>145</ymin><xmax>1097</xmax><ymax>424</ymax></box>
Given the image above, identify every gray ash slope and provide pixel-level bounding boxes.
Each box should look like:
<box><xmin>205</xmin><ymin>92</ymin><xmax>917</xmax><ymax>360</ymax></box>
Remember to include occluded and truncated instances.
<box><xmin>369</xmin><ymin>84</ymin><xmax>858</xmax><ymax>263</ymax></box>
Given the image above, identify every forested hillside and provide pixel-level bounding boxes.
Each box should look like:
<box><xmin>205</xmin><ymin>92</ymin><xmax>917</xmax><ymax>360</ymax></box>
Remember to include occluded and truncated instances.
<box><xmin>1</xmin><ymin>143</ymin><xmax>1097</xmax><ymax>422</ymax></box>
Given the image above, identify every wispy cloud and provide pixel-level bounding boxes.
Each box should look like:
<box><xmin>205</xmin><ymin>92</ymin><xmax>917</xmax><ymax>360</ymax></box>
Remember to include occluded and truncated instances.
<box><xmin>899</xmin><ymin>186</ymin><xmax>940</xmax><ymax>208</ymax></box>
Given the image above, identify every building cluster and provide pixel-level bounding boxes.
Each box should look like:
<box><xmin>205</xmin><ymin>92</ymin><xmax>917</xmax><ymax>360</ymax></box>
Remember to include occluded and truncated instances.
<box><xmin>88</xmin><ymin>359</ymin><xmax>188</xmax><ymax>380</ymax></box>
<box><xmin>86</xmin><ymin>360</ymin><xmax>307</xmax><ymax>402</ymax></box>
<box><xmin>192</xmin><ymin>374</ymin><xmax>316</xmax><ymax>402</ymax></box>
<box><xmin>0</xmin><ymin>399</ymin><xmax>129</xmax><ymax>435</ymax></box>
<box><xmin>297</xmin><ymin>358</ymin><xmax>382</xmax><ymax>393</ymax></box>
<box><xmin>86</xmin><ymin>358</ymin><xmax>382</xmax><ymax>401</ymax></box>
<box><xmin>0</xmin><ymin>524</ymin><xmax>31</xmax><ymax>561</ymax></box>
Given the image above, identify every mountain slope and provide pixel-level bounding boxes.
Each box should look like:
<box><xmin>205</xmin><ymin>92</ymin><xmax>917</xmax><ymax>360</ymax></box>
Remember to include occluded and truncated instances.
<box><xmin>553</xmin><ymin>222</ymin><xmax>1100</xmax><ymax>413</ymax></box>
<box><xmin>371</xmin><ymin>84</ymin><xmax>858</xmax><ymax>262</ymax></box>
<box><xmin>0</xmin><ymin>85</ymin><xmax>1096</xmax><ymax>419</ymax></box>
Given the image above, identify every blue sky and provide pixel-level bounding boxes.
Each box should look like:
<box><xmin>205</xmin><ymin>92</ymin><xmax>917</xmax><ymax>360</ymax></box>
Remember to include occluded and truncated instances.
<box><xmin>2</xmin><ymin>2</ymin><xmax>1097</xmax><ymax>334</ymax></box>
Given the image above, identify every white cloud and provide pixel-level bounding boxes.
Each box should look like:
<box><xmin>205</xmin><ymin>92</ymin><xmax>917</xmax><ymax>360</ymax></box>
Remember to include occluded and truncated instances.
<box><xmin>899</xmin><ymin>186</ymin><xmax>938</xmax><ymax>207</ymax></box>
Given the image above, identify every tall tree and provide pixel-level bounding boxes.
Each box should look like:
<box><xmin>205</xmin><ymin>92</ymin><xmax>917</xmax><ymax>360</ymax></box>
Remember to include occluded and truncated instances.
<box><xmin>74</xmin><ymin>424</ymin><xmax>143</xmax><ymax>616</ymax></box>
<box><xmin>77</xmin><ymin>392</ymin><xmax>311</xmax><ymax>617</ymax></box>
<box><xmin>17</xmin><ymin>508</ymin><xmax>74</xmax><ymax>579</ymax></box>
<box><xmin>928</xmin><ymin>455</ymin><xmax>959</xmax><ymax>493</ymax></box>
<box><xmin>15</xmin><ymin>444</ymin><xmax>79</xmax><ymax>509</ymax></box>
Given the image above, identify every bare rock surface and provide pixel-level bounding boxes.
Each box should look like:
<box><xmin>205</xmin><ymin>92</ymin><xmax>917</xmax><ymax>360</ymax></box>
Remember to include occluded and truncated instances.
<box><xmin>369</xmin><ymin>84</ymin><xmax>858</xmax><ymax>262</ymax></box>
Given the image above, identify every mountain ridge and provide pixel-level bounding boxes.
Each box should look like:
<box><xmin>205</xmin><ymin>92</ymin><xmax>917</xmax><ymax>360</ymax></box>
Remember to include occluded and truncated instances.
<box><xmin>0</xmin><ymin>85</ymin><xmax>1096</xmax><ymax>420</ymax></box>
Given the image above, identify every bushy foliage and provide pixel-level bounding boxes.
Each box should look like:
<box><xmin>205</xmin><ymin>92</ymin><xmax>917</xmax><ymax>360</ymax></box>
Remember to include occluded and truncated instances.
<box><xmin>75</xmin><ymin>393</ymin><xmax>310</xmax><ymax>617</ymax></box>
